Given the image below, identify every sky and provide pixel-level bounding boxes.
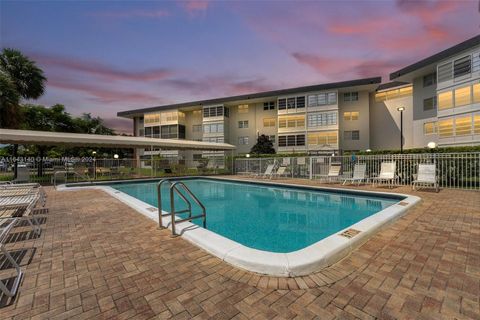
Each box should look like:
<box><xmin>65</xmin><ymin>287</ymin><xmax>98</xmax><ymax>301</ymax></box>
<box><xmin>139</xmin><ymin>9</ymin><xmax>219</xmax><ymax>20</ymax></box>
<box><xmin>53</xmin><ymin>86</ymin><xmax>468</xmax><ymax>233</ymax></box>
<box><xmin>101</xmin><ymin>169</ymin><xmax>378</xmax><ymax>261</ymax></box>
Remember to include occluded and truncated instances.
<box><xmin>1</xmin><ymin>0</ymin><xmax>479</xmax><ymax>134</ymax></box>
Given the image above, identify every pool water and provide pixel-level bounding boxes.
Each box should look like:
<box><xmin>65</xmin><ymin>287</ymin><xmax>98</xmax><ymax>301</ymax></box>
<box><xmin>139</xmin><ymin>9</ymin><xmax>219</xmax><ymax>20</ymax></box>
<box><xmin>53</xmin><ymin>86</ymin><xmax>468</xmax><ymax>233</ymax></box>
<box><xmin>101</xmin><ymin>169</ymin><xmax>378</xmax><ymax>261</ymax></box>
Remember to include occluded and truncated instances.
<box><xmin>113</xmin><ymin>178</ymin><xmax>398</xmax><ymax>253</ymax></box>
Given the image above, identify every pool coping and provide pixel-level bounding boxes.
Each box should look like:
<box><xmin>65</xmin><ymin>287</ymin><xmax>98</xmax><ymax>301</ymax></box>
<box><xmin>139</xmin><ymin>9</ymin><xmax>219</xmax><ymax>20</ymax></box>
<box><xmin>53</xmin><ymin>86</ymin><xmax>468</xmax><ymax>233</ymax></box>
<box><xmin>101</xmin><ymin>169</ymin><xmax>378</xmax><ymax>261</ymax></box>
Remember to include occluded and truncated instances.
<box><xmin>57</xmin><ymin>177</ymin><xmax>421</xmax><ymax>277</ymax></box>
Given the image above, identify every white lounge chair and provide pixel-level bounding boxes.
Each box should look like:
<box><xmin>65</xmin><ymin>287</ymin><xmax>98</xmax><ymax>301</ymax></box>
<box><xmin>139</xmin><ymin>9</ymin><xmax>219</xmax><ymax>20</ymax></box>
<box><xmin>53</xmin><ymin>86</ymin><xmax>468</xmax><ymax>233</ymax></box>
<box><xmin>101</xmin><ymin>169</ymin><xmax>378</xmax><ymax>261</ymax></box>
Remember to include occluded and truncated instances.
<box><xmin>272</xmin><ymin>166</ymin><xmax>288</xmax><ymax>179</ymax></box>
<box><xmin>412</xmin><ymin>163</ymin><xmax>438</xmax><ymax>192</ymax></box>
<box><xmin>343</xmin><ymin>163</ymin><xmax>367</xmax><ymax>186</ymax></box>
<box><xmin>256</xmin><ymin>164</ymin><xmax>275</xmax><ymax>179</ymax></box>
<box><xmin>372</xmin><ymin>162</ymin><xmax>396</xmax><ymax>188</ymax></box>
<box><xmin>0</xmin><ymin>217</ymin><xmax>23</xmax><ymax>299</ymax></box>
<box><xmin>317</xmin><ymin>163</ymin><xmax>342</xmax><ymax>183</ymax></box>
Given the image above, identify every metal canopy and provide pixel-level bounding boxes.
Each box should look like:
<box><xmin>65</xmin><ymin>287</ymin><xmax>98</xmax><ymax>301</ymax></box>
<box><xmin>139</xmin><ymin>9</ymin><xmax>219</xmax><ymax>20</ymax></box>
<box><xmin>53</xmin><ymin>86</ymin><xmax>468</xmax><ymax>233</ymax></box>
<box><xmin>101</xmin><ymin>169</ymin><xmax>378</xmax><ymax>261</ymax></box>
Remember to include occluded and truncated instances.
<box><xmin>0</xmin><ymin>129</ymin><xmax>236</xmax><ymax>151</ymax></box>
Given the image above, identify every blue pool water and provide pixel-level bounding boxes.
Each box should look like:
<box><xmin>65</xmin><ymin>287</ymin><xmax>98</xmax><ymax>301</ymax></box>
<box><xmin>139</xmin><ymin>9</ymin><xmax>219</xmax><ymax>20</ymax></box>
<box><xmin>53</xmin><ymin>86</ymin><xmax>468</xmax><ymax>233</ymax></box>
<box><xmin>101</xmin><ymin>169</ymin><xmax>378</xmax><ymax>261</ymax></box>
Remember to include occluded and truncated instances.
<box><xmin>112</xmin><ymin>178</ymin><xmax>399</xmax><ymax>253</ymax></box>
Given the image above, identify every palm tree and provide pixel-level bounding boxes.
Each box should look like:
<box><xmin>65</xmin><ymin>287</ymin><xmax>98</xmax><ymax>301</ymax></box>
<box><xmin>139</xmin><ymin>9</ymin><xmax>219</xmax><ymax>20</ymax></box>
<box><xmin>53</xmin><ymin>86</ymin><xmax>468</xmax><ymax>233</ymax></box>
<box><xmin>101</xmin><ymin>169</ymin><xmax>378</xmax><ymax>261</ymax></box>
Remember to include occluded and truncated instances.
<box><xmin>0</xmin><ymin>48</ymin><xmax>46</xmax><ymax>178</ymax></box>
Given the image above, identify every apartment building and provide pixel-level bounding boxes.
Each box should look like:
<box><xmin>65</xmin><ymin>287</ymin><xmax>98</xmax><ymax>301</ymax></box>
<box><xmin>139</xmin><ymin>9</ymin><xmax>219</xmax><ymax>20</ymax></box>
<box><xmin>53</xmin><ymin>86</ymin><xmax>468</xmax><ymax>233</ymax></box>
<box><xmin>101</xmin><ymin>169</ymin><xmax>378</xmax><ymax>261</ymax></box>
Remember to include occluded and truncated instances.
<box><xmin>387</xmin><ymin>35</ymin><xmax>480</xmax><ymax>148</ymax></box>
<box><xmin>118</xmin><ymin>35</ymin><xmax>480</xmax><ymax>159</ymax></box>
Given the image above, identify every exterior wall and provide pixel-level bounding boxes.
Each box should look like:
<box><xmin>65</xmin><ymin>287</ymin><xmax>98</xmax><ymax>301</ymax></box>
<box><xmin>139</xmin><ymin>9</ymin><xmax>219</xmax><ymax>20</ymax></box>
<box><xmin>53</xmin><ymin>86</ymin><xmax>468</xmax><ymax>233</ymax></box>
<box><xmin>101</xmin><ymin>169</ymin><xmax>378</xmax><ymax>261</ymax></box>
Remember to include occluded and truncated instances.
<box><xmin>338</xmin><ymin>91</ymin><xmax>370</xmax><ymax>151</ymax></box>
<box><xmin>369</xmin><ymin>92</ymin><xmax>414</xmax><ymax>151</ymax></box>
<box><xmin>411</xmin><ymin>75</ymin><xmax>438</xmax><ymax>148</ymax></box>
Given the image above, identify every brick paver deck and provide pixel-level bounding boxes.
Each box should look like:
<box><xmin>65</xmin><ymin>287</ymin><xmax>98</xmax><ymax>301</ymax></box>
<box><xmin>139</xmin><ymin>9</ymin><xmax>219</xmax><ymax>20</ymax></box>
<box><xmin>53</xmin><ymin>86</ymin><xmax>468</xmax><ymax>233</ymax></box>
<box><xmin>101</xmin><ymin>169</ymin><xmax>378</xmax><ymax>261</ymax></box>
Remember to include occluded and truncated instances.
<box><xmin>1</xmin><ymin>178</ymin><xmax>479</xmax><ymax>319</ymax></box>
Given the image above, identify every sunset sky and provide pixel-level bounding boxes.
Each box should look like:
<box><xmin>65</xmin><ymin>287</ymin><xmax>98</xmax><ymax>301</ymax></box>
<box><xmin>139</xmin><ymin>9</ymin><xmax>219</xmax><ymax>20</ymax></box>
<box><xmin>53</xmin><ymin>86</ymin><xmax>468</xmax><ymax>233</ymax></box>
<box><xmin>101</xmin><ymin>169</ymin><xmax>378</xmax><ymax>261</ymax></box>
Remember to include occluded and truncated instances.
<box><xmin>1</xmin><ymin>0</ymin><xmax>479</xmax><ymax>133</ymax></box>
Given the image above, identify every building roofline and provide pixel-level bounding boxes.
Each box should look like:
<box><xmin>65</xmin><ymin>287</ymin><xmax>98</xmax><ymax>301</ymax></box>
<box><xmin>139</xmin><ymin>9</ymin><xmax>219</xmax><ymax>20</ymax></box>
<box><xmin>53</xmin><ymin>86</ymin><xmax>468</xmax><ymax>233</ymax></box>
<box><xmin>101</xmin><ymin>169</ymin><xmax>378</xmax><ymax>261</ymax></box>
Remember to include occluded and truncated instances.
<box><xmin>389</xmin><ymin>35</ymin><xmax>480</xmax><ymax>80</ymax></box>
<box><xmin>376</xmin><ymin>81</ymin><xmax>410</xmax><ymax>92</ymax></box>
<box><xmin>117</xmin><ymin>77</ymin><xmax>382</xmax><ymax>118</ymax></box>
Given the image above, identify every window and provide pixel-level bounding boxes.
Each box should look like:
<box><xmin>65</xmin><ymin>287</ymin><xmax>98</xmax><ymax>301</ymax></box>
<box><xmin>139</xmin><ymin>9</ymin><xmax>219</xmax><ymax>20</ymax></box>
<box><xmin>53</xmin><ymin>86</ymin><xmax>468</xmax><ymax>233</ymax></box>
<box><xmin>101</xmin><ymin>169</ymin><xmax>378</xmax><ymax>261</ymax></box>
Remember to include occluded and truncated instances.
<box><xmin>238</xmin><ymin>136</ymin><xmax>249</xmax><ymax>145</ymax></box>
<box><xmin>144</xmin><ymin>127</ymin><xmax>152</xmax><ymax>137</ymax></box>
<box><xmin>287</xmin><ymin>97</ymin><xmax>295</xmax><ymax>109</ymax></box>
<box><xmin>307</xmin><ymin>131</ymin><xmax>337</xmax><ymax>145</ymax></box>
<box><xmin>278</xmin><ymin>98</ymin><xmax>286</xmax><ymax>110</ymax></box>
<box><xmin>296</xmin><ymin>96</ymin><xmax>305</xmax><ymax>108</ymax></box>
<box><xmin>374</xmin><ymin>86</ymin><xmax>413</xmax><ymax>102</ymax></box>
<box><xmin>307</xmin><ymin>112</ymin><xmax>337</xmax><ymax>127</ymax></box>
<box><xmin>152</xmin><ymin>126</ymin><xmax>160</xmax><ymax>138</ymax></box>
<box><xmin>193</xmin><ymin>154</ymin><xmax>203</xmax><ymax>161</ymax></box>
<box><xmin>263</xmin><ymin>101</ymin><xmax>275</xmax><ymax>110</ymax></box>
<box><xmin>423</xmin><ymin>73</ymin><xmax>437</xmax><ymax>87</ymax></box>
<box><xmin>161</xmin><ymin>111</ymin><xmax>183</xmax><ymax>123</ymax></box>
<box><xmin>424</xmin><ymin>122</ymin><xmax>437</xmax><ymax>135</ymax></box>
<box><xmin>343</xmin><ymin>111</ymin><xmax>359</xmax><ymax>121</ymax></box>
<box><xmin>203</xmin><ymin>137</ymin><xmax>224</xmax><ymax>143</ymax></box>
<box><xmin>438</xmin><ymin>62</ymin><xmax>453</xmax><ymax>83</ymax></box>
<box><xmin>474</xmin><ymin>115</ymin><xmax>480</xmax><ymax>134</ymax></box>
<box><xmin>144</xmin><ymin>113</ymin><xmax>160</xmax><ymax>124</ymax></box>
<box><xmin>278</xmin><ymin>134</ymin><xmax>305</xmax><ymax>147</ymax></box>
<box><xmin>438</xmin><ymin>119</ymin><xmax>454</xmax><ymax>137</ymax></box>
<box><xmin>238</xmin><ymin>105</ymin><xmax>249</xmax><ymax>113</ymax></box>
<box><xmin>454</xmin><ymin>56</ymin><xmax>471</xmax><ymax>78</ymax></box>
<box><xmin>192</xmin><ymin>124</ymin><xmax>202</xmax><ymax>133</ymax></box>
<box><xmin>203</xmin><ymin>123</ymin><xmax>224</xmax><ymax>133</ymax></box>
<box><xmin>268</xmin><ymin>135</ymin><xmax>276</xmax><ymax>143</ymax></box>
<box><xmin>473</xmin><ymin>52</ymin><xmax>480</xmax><ymax>73</ymax></box>
<box><xmin>161</xmin><ymin>125</ymin><xmax>185</xmax><ymax>139</ymax></box>
<box><xmin>423</xmin><ymin>97</ymin><xmax>437</xmax><ymax>111</ymax></box>
<box><xmin>263</xmin><ymin>118</ymin><xmax>276</xmax><ymax>127</ymax></box>
<box><xmin>278</xmin><ymin>115</ymin><xmax>305</xmax><ymax>128</ymax></box>
<box><xmin>203</xmin><ymin>106</ymin><xmax>226</xmax><ymax>118</ymax></box>
<box><xmin>438</xmin><ymin>91</ymin><xmax>453</xmax><ymax>110</ymax></box>
<box><xmin>238</xmin><ymin>120</ymin><xmax>249</xmax><ymax>128</ymax></box>
<box><xmin>308</xmin><ymin>92</ymin><xmax>337</xmax><ymax>107</ymax></box>
<box><xmin>344</xmin><ymin>130</ymin><xmax>360</xmax><ymax>140</ymax></box>
<box><xmin>474</xmin><ymin>84</ymin><xmax>480</xmax><ymax>103</ymax></box>
<box><xmin>343</xmin><ymin>92</ymin><xmax>359</xmax><ymax>102</ymax></box>
<box><xmin>455</xmin><ymin>116</ymin><xmax>472</xmax><ymax>136</ymax></box>
<box><xmin>454</xmin><ymin>86</ymin><xmax>472</xmax><ymax>107</ymax></box>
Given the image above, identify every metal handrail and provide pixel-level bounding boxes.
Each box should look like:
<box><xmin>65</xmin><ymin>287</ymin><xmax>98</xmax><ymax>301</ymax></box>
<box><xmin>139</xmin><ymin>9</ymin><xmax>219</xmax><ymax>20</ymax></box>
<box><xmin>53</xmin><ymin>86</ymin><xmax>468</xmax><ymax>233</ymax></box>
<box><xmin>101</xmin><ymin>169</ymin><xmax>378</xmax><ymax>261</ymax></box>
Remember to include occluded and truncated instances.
<box><xmin>157</xmin><ymin>179</ymin><xmax>173</xmax><ymax>229</ymax></box>
<box><xmin>169</xmin><ymin>181</ymin><xmax>206</xmax><ymax>236</ymax></box>
<box><xmin>53</xmin><ymin>170</ymin><xmax>91</xmax><ymax>188</ymax></box>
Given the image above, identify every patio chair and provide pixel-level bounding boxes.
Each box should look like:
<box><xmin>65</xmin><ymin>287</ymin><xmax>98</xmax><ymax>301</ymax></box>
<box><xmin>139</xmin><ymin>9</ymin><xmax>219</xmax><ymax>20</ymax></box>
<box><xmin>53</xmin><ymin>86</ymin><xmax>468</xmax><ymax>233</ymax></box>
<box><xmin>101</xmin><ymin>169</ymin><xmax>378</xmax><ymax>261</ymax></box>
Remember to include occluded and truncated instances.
<box><xmin>272</xmin><ymin>166</ymin><xmax>288</xmax><ymax>179</ymax></box>
<box><xmin>256</xmin><ymin>164</ymin><xmax>275</xmax><ymax>179</ymax></box>
<box><xmin>14</xmin><ymin>166</ymin><xmax>30</xmax><ymax>183</ymax></box>
<box><xmin>412</xmin><ymin>163</ymin><xmax>439</xmax><ymax>192</ymax></box>
<box><xmin>0</xmin><ymin>183</ymin><xmax>47</xmax><ymax>207</ymax></box>
<box><xmin>372</xmin><ymin>162</ymin><xmax>396</xmax><ymax>188</ymax></box>
<box><xmin>0</xmin><ymin>217</ymin><xmax>24</xmax><ymax>298</ymax></box>
<box><xmin>0</xmin><ymin>194</ymin><xmax>42</xmax><ymax>235</ymax></box>
<box><xmin>343</xmin><ymin>163</ymin><xmax>367</xmax><ymax>186</ymax></box>
<box><xmin>316</xmin><ymin>163</ymin><xmax>342</xmax><ymax>183</ymax></box>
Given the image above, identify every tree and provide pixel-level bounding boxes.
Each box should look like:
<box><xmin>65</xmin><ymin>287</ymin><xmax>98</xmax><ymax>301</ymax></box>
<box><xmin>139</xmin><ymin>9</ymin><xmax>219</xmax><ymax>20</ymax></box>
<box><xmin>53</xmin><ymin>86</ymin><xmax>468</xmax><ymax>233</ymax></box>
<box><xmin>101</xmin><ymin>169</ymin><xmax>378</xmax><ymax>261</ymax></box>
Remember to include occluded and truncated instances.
<box><xmin>250</xmin><ymin>134</ymin><xmax>276</xmax><ymax>155</ymax></box>
<box><xmin>0</xmin><ymin>48</ymin><xmax>46</xmax><ymax>178</ymax></box>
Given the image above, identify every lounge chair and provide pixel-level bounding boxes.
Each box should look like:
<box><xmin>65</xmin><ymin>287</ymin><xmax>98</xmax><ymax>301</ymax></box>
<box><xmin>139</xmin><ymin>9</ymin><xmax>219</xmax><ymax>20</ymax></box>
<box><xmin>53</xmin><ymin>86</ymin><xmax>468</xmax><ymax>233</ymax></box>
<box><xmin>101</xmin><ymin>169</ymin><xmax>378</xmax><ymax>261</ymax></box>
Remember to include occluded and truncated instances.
<box><xmin>0</xmin><ymin>192</ymin><xmax>43</xmax><ymax>235</ymax></box>
<box><xmin>343</xmin><ymin>163</ymin><xmax>367</xmax><ymax>186</ymax></box>
<box><xmin>412</xmin><ymin>163</ymin><xmax>439</xmax><ymax>192</ymax></box>
<box><xmin>0</xmin><ymin>217</ymin><xmax>23</xmax><ymax>298</ymax></box>
<box><xmin>0</xmin><ymin>182</ymin><xmax>47</xmax><ymax>207</ymax></box>
<box><xmin>372</xmin><ymin>162</ymin><xmax>396</xmax><ymax>188</ymax></box>
<box><xmin>272</xmin><ymin>166</ymin><xmax>288</xmax><ymax>179</ymax></box>
<box><xmin>316</xmin><ymin>163</ymin><xmax>341</xmax><ymax>183</ymax></box>
<box><xmin>256</xmin><ymin>164</ymin><xmax>275</xmax><ymax>179</ymax></box>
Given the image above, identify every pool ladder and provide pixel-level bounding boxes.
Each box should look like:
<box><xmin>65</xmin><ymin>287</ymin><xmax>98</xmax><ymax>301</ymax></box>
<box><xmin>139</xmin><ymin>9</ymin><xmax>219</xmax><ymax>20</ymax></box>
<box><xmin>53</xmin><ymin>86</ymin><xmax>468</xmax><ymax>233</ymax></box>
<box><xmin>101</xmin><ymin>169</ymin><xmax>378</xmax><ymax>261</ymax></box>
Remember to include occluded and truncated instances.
<box><xmin>157</xmin><ymin>179</ymin><xmax>207</xmax><ymax>236</ymax></box>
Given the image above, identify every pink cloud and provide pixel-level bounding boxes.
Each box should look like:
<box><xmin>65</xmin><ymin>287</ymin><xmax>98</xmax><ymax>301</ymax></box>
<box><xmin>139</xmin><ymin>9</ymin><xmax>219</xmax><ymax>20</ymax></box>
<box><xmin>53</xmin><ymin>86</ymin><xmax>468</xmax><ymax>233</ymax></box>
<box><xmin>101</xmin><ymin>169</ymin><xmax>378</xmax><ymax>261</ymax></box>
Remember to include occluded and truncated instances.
<box><xmin>179</xmin><ymin>0</ymin><xmax>210</xmax><ymax>15</ymax></box>
<box><xmin>89</xmin><ymin>9</ymin><xmax>170</xmax><ymax>19</ymax></box>
<box><xmin>48</xmin><ymin>77</ymin><xmax>161</xmax><ymax>104</ymax></box>
<box><xmin>32</xmin><ymin>53</ymin><xmax>173</xmax><ymax>82</ymax></box>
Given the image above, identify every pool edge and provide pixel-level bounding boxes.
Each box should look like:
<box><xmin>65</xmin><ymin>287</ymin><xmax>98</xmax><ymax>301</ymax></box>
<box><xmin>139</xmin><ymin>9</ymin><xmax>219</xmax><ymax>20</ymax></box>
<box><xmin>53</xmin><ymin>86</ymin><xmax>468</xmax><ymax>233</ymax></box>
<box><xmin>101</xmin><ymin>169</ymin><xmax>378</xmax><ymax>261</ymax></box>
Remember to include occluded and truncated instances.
<box><xmin>57</xmin><ymin>178</ymin><xmax>421</xmax><ymax>277</ymax></box>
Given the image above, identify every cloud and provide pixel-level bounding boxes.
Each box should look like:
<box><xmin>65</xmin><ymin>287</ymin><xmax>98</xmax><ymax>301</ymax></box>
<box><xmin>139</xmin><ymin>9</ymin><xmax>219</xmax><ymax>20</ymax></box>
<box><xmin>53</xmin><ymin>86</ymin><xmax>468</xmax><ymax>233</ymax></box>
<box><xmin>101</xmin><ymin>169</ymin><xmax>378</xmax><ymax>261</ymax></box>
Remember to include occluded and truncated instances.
<box><xmin>32</xmin><ymin>53</ymin><xmax>173</xmax><ymax>82</ymax></box>
<box><xmin>291</xmin><ymin>52</ymin><xmax>409</xmax><ymax>80</ymax></box>
<box><xmin>179</xmin><ymin>0</ymin><xmax>210</xmax><ymax>15</ymax></box>
<box><xmin>47</xmin><ymin>77</ymin><xmax>161</xmax><ymax>104</ymax></box>
<box><xmin>102</xmin><ymin>117</ymin><xmax>133</xmax><ymax>134</ymax></box>
<box><xmin>89</xmin><ymin>9</ymin><xmax>170</xmax><ymax>19</ymax></box>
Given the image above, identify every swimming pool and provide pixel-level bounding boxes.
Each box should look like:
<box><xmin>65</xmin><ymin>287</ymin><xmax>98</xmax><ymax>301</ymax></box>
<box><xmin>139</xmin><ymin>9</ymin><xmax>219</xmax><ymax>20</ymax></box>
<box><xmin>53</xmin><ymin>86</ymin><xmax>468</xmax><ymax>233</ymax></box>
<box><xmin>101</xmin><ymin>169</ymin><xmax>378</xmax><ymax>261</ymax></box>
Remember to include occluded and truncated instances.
<box><xmin>63</xmin><ymin>177</ymin><xmax>420</xmax><ymax>276</ymax></box>
<box><xmin>113</xmin><ymin>178</ymin><xmax>398</xmax><ymax>253</ymax></box>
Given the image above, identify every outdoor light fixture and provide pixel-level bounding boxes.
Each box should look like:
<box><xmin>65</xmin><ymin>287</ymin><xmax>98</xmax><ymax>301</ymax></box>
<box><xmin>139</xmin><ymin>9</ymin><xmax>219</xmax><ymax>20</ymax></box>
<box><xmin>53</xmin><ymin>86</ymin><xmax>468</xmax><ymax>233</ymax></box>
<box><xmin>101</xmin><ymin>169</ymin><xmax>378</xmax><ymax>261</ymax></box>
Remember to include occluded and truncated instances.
<box><xmin>397</xmin><ymin>106</ymin><xmax>405</xmax><ymax>153</ymax></box>
<box><xmin>246</xmin><ymin>154</ymin><xmax>250</xmax><ymax>158</ymax></box>
<box><xmin>92</xmin><ymin>151</ymin><xmax>96</xmax><ymax>155</ymax></box>
<box><xmin>427</xmin><ymin>142</ymin><xmax>437</xmax><ymax>149</ymax></box>
<box><xmin>366</xmin><ymin>149</ymin><xmax>372</xmax><ymax>152</ymax></box>
<box><xmin>113</xmin><ymin>154</ymin><xmax>119</xmax><ymax>159</ymax></box>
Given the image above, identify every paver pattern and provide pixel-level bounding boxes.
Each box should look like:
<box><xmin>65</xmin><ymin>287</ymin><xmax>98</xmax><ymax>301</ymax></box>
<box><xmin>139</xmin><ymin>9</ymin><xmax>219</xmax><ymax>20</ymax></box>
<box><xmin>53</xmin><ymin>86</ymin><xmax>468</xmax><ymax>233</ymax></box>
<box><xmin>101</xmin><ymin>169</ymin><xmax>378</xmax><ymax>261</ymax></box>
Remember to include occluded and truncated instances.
<box><xmin>0</xmin><ymin>178</ymin><xmax>479</xmax><ymax>319</ymax></box>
